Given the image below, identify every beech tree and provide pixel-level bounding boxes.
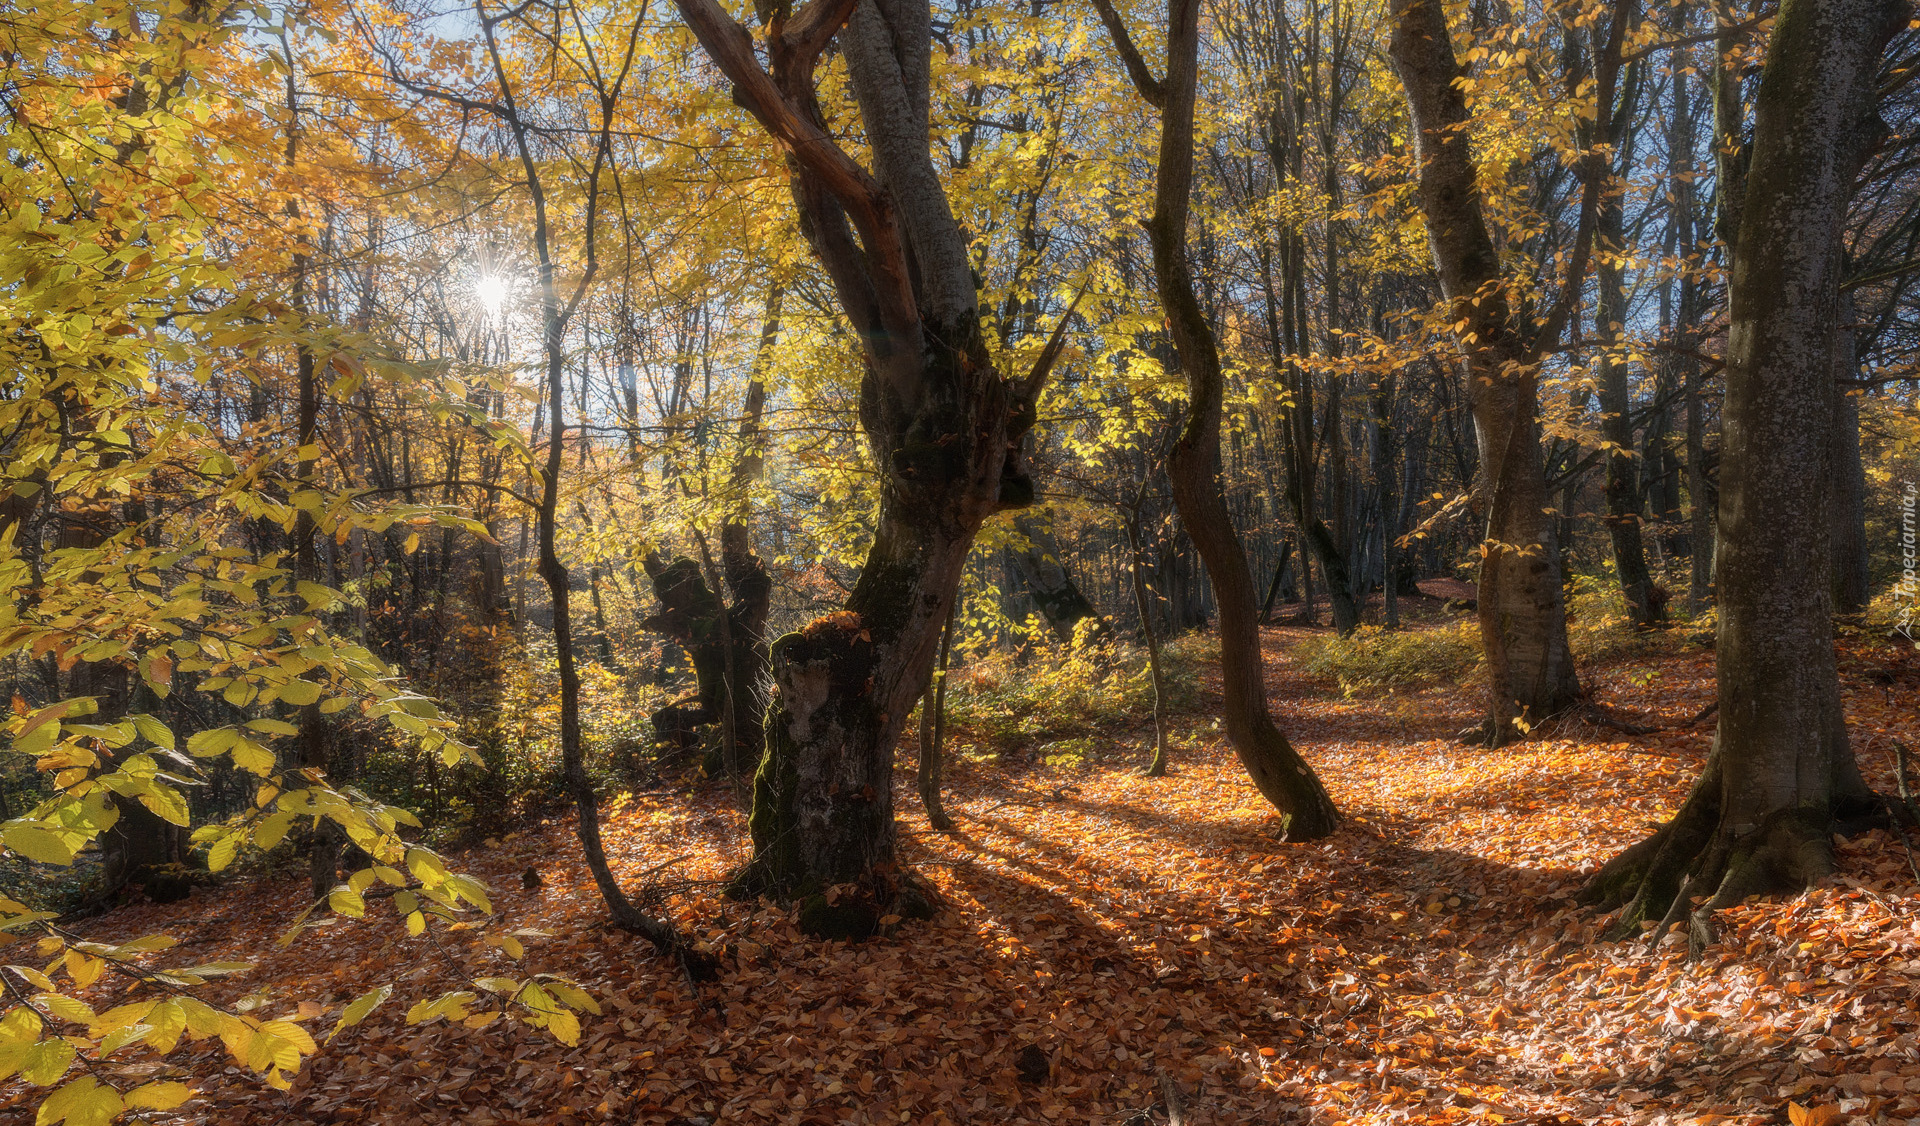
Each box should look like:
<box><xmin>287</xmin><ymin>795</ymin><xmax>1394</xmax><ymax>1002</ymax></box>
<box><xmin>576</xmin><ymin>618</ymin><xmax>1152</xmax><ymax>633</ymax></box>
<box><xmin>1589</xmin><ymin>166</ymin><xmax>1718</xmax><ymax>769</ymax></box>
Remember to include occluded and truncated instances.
<box><xmin>1087</xmin><ymin>0</ymin><xmax>1341</xmax><ymax>835</ymax></box>
<box><xmin>1584</xmin><ymin>0</ymin><xmax>1901</xmax><ymax>934</ymax></box>
<box><xmin>1384</xmin><ymin>0</ymin><xmax>1613</xmax><ymax>741</ymax></box>
<box><xmin>667</xmin><ymin>0</ymin><xmax>1077</xmax><ymax>932</ymax></box>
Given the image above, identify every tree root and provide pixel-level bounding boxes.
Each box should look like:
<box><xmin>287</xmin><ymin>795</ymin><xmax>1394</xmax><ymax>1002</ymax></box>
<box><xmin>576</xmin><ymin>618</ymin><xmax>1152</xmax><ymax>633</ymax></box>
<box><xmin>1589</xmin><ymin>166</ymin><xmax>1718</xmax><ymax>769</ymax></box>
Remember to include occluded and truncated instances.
<box><xmin>1583</xmin><ymin>796</ymin><xmax>1837</xmax><ymax>953</ymax></box>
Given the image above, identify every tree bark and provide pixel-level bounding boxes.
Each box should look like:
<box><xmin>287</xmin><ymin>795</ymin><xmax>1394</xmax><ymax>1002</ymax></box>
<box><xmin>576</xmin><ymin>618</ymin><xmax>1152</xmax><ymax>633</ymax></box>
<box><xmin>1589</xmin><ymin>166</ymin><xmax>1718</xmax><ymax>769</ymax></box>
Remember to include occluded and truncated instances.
<box><xmin>1126</xmin><ymin>512</ymin><xmax>1172</xmax><ymax>777</ymax></box>
<box><xmin>1259</xmin><ymin>541</ymin><xmax>1296</xmax><ymax>622</ymax></box>
<box><xmin>673</xmin><ymin>0</ymin><xmax>1067</xmax><ymax>932</ymax></box>
<box><xmin>1008</xmin><ymin>508</ymin><xmax>1109</xmax><ymax>644</ymax></box>
<box><xmin>1596</xmin><ymin>140</ymin><xmax>1662</xmax><ymax>627</ymax></box>
<box><xmin>1583</xmin><ymin>0</ymin><xmax>1896</xmax><ymax>934</ymax></box>
<box><xmin>1829</xmin><ymin>288</ymin><xmax>1870</xmax><ymax>614</ymax></box>
<box><xmin>1090</xmin><ymin>0</ymin><xmax>1340</xmax><ymax>836</ymax></box>
<box><xmin>916</xmin><ymin>600</ymin><xmax>956</xmax><ymax>829</ymax></box>
<box><xmin>1387</xmin><ymin>0</ymin><xmax>1587</xmax><ymax>740</ymax></box>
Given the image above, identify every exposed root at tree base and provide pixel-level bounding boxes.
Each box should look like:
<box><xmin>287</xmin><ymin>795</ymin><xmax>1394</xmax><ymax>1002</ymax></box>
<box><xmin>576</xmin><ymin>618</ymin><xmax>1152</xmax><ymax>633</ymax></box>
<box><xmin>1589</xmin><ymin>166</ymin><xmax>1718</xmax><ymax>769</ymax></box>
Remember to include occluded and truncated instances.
<box><xmin>1581</xmin><ymin>802</ymin><xmax>1839</xmax><ymax>953</ymax></box>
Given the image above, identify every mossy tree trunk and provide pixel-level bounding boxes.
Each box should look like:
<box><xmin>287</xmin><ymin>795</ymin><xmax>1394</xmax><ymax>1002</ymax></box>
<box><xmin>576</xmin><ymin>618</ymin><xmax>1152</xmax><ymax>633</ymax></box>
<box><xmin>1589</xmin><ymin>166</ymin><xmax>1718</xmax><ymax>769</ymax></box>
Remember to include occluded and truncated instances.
<box><xmin>1583</xmin><ymin>0</ymin><xmax>1898</xmax><ymax>935</ymax></box>
<box><xmin>674</xmin><ymin>0</ymin><xmax>1068</xmax><ymax>933</ymax></box>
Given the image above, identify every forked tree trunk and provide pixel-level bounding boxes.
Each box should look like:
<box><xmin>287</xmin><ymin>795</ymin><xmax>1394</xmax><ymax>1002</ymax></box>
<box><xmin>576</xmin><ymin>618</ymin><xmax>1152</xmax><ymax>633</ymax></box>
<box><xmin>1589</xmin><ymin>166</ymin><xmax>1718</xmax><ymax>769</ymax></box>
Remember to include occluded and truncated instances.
<box><xmin>1388</xmin><ymin>0</ymin><xmax>1587</xmax><ymax>740</ymax></box>
<box><xmin>674</xmin><ymin>0</ymin><xmax>1067</xmax><ymax>933</ymax></box>
<box><xmin>1583</xmin><ymin>0</ymin><xmax>1896</xmax><ymax>934</ymax></box>
<box><xmin>1090</xmin><ymin>0</ymin><xmax>1340</xmax><ymax>836</ymax></box>
<box><xmin>641</xmin><ymin>288</ymin><xmax>779</xmax><ymax>772</ymax></box>
<box><xmin>1008</xmin><ymin>508</ymin><xmax>1109</xmax><ymax>644</ymax></box>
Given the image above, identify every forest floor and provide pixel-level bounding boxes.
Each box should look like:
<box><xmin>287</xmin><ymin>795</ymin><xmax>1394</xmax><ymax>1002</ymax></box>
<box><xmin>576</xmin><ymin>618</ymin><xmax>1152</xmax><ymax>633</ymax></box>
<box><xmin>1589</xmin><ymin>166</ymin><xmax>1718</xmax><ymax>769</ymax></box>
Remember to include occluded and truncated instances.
<box><xmin>26</xmin><ymin>605</ymin><xmax>1920</xmax><ymax>1126</ymax></box>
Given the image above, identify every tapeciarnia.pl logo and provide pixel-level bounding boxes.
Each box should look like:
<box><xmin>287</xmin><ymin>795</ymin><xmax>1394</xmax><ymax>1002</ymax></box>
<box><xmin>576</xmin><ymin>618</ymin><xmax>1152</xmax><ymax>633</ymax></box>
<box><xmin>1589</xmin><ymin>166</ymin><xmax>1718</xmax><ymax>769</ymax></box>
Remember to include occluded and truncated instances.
<box><xmin>1898</xmin><ymin>481</ymin><xmax>1917</xmax><ymax>642</ymax></box>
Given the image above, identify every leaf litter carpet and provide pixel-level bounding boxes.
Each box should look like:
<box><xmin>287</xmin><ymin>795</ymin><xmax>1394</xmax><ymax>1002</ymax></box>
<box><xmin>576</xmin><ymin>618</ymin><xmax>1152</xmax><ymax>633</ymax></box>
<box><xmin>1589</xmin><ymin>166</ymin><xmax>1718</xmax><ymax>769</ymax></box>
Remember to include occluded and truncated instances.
<box><xmin>37</xmin><ymin>627</ymin><xmax>1920</xmax><ymax>1125</ymax></box>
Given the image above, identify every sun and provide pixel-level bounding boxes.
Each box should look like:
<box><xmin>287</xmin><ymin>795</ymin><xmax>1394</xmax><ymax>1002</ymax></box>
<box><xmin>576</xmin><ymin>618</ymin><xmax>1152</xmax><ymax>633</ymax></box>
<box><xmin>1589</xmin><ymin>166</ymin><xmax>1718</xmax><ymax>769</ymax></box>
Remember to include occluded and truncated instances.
<box><xmin>475</xmin><ymin>274</ymin><xmax>509</xmax><ymax>317</ymax></box>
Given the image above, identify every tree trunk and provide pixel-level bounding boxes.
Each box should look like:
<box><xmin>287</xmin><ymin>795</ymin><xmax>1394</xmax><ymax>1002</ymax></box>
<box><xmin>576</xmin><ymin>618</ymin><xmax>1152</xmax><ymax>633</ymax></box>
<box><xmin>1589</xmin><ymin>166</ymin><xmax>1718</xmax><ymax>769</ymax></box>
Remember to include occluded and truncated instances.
<box><xmin>1583</xmin><ymin>0</ymin><xmax>1896</xmax><ymax>934</ymax></box>
<box><xmin>1597</xmin><ymin>167</ymin><xmax>1662</xmax><ymax>627</ymax></box>
<box><xmin>1829</xmin><ymin>288</ymin><xmax>1870</xmax><ymax>614</ymax></box>
<box><xmin>1370</xmin><ymin>371</ymin><xmax>1400</xmax><ymax>629</ymax></box>
<box><xmin>1008</xmin><ymin>508</ymin><xmax>1109</xmax><ymax>644</ymax></box>
<box><xmin>717</xmin><ymin>287</ymin><xmax>780</xmax><ymax>768</ymax></box>
<box><xmin>1091</xmin><ymin>0</ymin><xmax>1340</xmax><ymax>836</ymax></box>
<box><xmin>916</xmin><ymin>600</ymin><xmax>956</xmax><ymax>829</ymax></box>
<box><xmin>474</xmin><ymin>11</ymin><xmax>688</xmax><ymax>959</ymax></box>
<box><xmin>1127</xmin><ymin>512</ymin><xmax>1172</xmax><ymax>777</ymax></box>
<box><xmin>642</xmin><ymin>288</ymin><xmax>779</xmax><ymax>773</ymax></box>
<box><xmin>1686</xmin><ymin>371</ymin><xmax>1714</xmax><ymax>613</ymax></box>
<box><xmin>1388</xmin><ymin>0</ymin><xmax>1585</xmax><ymax>740</ymax></box>
<box><xmin>674</xmin><ymin>0</ymin><xmax>1062</xmax><ymax>932</ymax></box>
<box><xmin>741</xmin><ymin>466</ymin><xmax>1005</xmax><ymax>933</ymax></box>
<box><xmin>1259</xmin><ymin>541</ymin><xmax>1296</xmax><ymax>622</ymax></box>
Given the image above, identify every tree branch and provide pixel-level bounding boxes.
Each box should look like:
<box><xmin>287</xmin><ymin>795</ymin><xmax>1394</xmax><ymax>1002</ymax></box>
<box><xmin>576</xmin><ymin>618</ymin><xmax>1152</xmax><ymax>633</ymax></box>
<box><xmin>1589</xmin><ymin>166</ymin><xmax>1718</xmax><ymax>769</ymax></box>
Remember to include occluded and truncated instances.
<box><xmin>1086</xmin><ymin>0</ymin><xmax>1168</xmax><ymax>107</ymax></box>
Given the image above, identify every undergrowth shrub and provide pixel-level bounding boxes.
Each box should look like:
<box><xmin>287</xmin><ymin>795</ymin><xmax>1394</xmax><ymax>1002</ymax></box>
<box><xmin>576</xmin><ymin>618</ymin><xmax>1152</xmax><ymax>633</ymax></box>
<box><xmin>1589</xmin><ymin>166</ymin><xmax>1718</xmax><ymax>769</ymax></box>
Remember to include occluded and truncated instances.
<box><xmin>941</xmin><ymin>623</ymin><xmax>1205</xmax><ymax>754</ymax></box>
<box><xmin>1564</xmin><ymin>573</ymin><xmax>1697</xmax><ymax>663</ymax></box>
<box><xmin>1295</xmin><ymin>620</ymin><xmax>1481</xmax><ymax>690</ymax></box>
<box><xmin>348</xmin><ymin>632</ymin><xmax>671</xmax><ymax>839</ymax></box>
<box><xmin>1855</xmin><ymin>585</ymin><xmax>1918</xmax><ymax>649</ymax></box>
<box><xmin>1298</xmin><ymin>572</ymin><xmax>1707</xmax><ymax>695</ymax></box>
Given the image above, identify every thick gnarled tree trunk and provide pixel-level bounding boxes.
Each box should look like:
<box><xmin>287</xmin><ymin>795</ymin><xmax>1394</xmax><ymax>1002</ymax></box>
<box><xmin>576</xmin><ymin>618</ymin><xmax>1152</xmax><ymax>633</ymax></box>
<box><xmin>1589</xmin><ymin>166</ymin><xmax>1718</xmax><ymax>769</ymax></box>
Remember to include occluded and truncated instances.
<box><xmin>640</xmin><ymin>550</ymin><xmax>768</xmax><ymax>770</ymax></box>
<box><xmin>1583</xmin><ymin>0</ymin><xmax>1896</xmax><ymax>935</ymax></box>
<box><xmin>1387</xmin><ymin>0</ymin><xmax>1586</xmax><ymax>740</ymax></box>
<box><xmin>673</xmin><ymin>0</ymin><xmax>1068</xmax><ymax>934</ymax></box>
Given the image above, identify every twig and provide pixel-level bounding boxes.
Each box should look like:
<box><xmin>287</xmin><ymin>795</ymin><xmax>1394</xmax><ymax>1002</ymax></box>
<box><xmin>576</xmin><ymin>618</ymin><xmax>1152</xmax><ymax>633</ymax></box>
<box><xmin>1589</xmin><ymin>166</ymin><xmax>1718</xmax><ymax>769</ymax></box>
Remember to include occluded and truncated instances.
<box><xmin>1158</xmin><ymin>1068</ymin><xmax>1188</xmax><ymax>1126</ymax></box>
<box><xmin>1888</xmin><ymin>741</ymin><xmax>1920</xmax><ymax>887</ymax></box>
<box><xmin>1893</xmin><ymin>741</ymin><xmax>1920</xmax><ymax>826</ymax></box>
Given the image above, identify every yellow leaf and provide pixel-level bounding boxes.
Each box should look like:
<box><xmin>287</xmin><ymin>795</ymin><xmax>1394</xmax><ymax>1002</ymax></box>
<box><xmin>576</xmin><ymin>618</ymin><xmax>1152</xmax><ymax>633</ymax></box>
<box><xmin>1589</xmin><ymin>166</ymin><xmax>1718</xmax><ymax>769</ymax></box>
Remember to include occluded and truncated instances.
<box><xmin>4</xmin><ymin>825</ymin><xmax>75</xmax><ymax>866</ymax></box>
<box><xmin>124</xmin><ymin>1081</ymin><xmax>193</xmax><ymax>1110</ymax></box>
<box><xmin>35</xmin><ymin>1075</ymin><xmax>120</xmax><ymax>1126</ymax></box>
<box><xmin>63</xmin><ymin>951</ymin><xmax>102</xmax><ymax>990</ymax></box>
<box><xmin>545</xmin><ymin>1007</ymin><xmax>580</xmax><ymax>1046</ymax></box>
<box><xmin>34</xmin><ymin>993</ymin><xmax>95</xmax><ymax>1026</ymax></box>
<box><xmin>19</xmin><ymin>1037</ymin><xmax>74</xmax><ymax>1085</ymax></box>
<box><xmin>328</xmin><ymin>985</ymin><xmax>391</xmax><ymax>1043</ymax></box>
<box><xmin>142</xmin><ymin>1002</ymin><xmax>187</xmax><ymax>1054</ymax></box>
<box><xmin>327</xmin><ymin>886</ymin><xmax>365</xmax><ymax>918</ymax></box>
<box><xmin>262</xmin><ymin>1019</ymin><xmax>317</xmax><ymax>1056</ymax></box>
